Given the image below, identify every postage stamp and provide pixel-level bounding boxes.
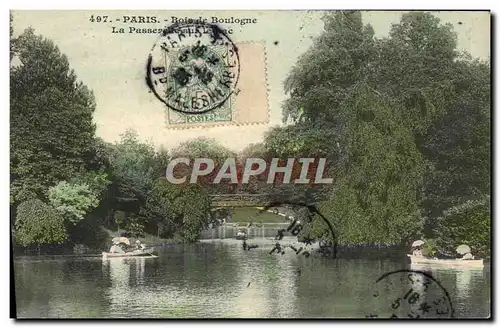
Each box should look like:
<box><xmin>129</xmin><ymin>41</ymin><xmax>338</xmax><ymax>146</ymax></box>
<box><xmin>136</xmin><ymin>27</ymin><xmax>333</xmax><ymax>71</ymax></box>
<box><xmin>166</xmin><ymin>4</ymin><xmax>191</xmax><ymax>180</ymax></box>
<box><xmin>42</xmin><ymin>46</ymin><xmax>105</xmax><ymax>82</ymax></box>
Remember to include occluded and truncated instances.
<box><xmin>162</xmin><ymin>41</ymin><xmax>269</xmax><ymax>128</ymax></box>
<box><xmin>146</xmin><ymin>22</ymin><xmax>240</xmax><ymax>115</ymax></box>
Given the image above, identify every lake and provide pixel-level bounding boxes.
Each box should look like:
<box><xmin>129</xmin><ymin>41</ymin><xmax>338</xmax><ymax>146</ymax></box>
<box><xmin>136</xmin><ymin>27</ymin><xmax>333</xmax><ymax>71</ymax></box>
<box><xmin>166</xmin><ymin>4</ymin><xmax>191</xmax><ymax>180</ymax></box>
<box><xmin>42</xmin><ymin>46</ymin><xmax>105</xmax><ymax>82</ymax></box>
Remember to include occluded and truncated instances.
<box><xmin>13</xmin><ymin>238</ymin><xmax>491</xmax><ymax>319</ymax></box>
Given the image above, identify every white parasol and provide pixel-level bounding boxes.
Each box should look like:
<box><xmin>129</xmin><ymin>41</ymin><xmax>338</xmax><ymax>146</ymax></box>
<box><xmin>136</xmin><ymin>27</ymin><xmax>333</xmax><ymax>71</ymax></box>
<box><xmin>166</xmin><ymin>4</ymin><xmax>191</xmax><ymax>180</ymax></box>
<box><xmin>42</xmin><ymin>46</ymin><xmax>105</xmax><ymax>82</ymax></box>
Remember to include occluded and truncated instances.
<box><xmin>456</xmin><ymin>244</ymin><xmax>471</xmax><ymax>255</ymax></box>
<box><xmin>411</xmin><ymin>240</ymin><xmax>425</xmax><ymax>247</ymax></box>
<box><xmin>112</xmin><ymin>236</ymin><xmax>131</xmax><ymax>245</ymax></box>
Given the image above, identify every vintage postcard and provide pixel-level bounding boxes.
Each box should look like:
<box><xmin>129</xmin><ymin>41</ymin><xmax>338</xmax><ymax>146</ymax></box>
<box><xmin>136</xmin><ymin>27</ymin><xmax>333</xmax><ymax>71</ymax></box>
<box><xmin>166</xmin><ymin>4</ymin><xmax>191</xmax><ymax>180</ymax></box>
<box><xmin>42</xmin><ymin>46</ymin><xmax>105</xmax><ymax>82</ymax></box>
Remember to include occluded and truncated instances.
<box><xmin>10</xmin><ymin>10</ymin><xmax>491</xmax><ymax>319</ymax></box>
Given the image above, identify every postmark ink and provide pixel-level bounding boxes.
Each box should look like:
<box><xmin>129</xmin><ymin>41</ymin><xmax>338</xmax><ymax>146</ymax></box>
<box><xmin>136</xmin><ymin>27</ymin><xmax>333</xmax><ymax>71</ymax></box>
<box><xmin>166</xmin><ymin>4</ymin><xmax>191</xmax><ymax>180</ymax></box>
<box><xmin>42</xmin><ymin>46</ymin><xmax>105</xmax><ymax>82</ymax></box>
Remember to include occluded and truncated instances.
<box><xmin>368</xmin><ymin>269</ymin><xmax>455</xmax><ymax>319</ymax></box>
<box><xmin>146</xmin><ymin>22</ymin><xmax>240</xmax><ymax>115</ymax></box>
<box><xmin>242</xmin><ymin>201</ymin><xmax>338</xmax><ymax>259</ymax></box>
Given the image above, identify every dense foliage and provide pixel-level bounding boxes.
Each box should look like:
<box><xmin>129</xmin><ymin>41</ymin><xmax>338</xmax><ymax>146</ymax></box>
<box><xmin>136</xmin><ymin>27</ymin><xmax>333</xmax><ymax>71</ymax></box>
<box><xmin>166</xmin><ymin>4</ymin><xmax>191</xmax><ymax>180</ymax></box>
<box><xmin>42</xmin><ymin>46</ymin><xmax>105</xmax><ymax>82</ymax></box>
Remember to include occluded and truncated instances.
<box><xmin>318</xmin><ymin>85</ymin><xmax>425</xmax><ymax>245</ymax></box>
<box><xmin>10</xmin><ymin>25</ymin><xmax>216</xmax><ymax>251</ymax></box>
<box><xmin>434</xmin><ymin>197</ymin><xmax>490</xmax><ymax>258</ymax></box>
<box><xmin>15</xmin><ymin>199</ymin><xmax>67</xmax><ymax>247</ymax></box>
<box><xmin>10</xmin><ymin>12</ymin><xmax>490</xmax><ymax>256</ymax></box>
<box><xmin>265</xmin><ymin>11</ymin><xmax>490</xmax><ymax>250</ymax></box>
<box><xmin>48</xmin><ymin>171</ymin><xmax>110</xmax><ymax>225</ymax></box>
<box><xmin>146</xmin><ymin>180</ymin><xmax>212</xmax><ymax>242</ymax></box>
<box><xmin>105</xmin><ymin>131</ymin><xmax>213</xmax><ymax>240</ymax></box>
<box><xmin>10</xmin><ymin>28</ymin><xmax>97</xmax><ymax>205</ymax></box>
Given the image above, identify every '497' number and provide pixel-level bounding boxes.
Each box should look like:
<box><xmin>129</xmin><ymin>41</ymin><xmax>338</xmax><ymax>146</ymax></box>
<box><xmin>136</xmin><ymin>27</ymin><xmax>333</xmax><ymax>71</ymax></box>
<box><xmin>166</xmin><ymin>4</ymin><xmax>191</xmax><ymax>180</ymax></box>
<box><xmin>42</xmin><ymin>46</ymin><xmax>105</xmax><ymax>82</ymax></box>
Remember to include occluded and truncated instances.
<box><xmin>89</xmin><ymin>15</ymin><xmax>109</xmax><ymax>23</ymax></box>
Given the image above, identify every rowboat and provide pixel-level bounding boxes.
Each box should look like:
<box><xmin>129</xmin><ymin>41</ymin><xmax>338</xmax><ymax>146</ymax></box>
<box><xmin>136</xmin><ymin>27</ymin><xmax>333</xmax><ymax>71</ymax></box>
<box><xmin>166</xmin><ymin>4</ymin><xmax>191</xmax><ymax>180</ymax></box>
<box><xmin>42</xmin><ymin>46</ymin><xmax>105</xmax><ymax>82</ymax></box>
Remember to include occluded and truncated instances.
<box><xmin>235</xmin><ymin>228</ymin><xmax>247</xmax><ymax>240</ymax></box>
<box><xmin>102</xmin><ymin>248</ymin><xmax>157</xmax><ymax>259</ymax></box>
<box><xmin>407</xmin><ymin>254</ymin><xmax>484</xmax><ymax>268</ymax></box>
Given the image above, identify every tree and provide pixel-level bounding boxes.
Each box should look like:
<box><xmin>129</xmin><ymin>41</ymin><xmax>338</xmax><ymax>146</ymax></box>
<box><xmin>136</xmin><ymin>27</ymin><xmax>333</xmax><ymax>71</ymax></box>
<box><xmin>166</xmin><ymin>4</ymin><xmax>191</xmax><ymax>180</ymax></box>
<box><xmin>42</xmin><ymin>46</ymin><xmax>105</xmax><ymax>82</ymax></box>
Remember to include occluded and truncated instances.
<box><xmin>282</xmin><ymin>11</ymin><xmax>376</xmax><ymax>127</ymax></box>
<box><xmin>420</xmin><ymin>58</ymin><xmax>490</xmax><ymax>230</ymax></box>
<box><xmin>144</xmin><ymin>179</ymin><xmax>212</xmax><ymax>242</ymax></box>
<box><xmin>70</xmin><ymin>169</ymin><xmax>111</xmax><ymax>199</ymax></box>
<box><xmin>15</xmin><ymin>199</ymin><xmax>67</xmax><ymax>249</ymax></box>
<box><xmin>10</xmin><ymin>13</ymin><xmax>15</xmax><ymax>62</ymax></box>
<box><xmin>318</xmin><ymin>85</ymin><xmax>425</xmax><ymax>245</ymax></box>
<box><xmin>48</xmin><ymin>182</ymin><xmax>98</xmax><ymax>225</ymax></box>
<box><xmin>434</xmin><ymin>196</ymin><xmax>490</xmax><ymax>258</ymax></box>
<box><xmin>124</xmin><ymin>215</ymin><xmax>146</xmax><ymax>238</ymax></box>
<box><xmin>171</xmin><ymin>137</ymin><xmax>237</xmax><ymax>194</ymax></box>
<box><xmin>264</xmin><ymin>125</ymin><xmax>335</xmax><ymax>158</ymax></box>
<box><xmin>106</xmin><ymin>129</ymin><xmax>160</xmax><ymax>227</ymax></box>
<box><xmin>240</xmin><ymin>143</ymin><xmax>267</xmax><ymax>160</ymax></box>
<box><xmin>269</xmin><ymin>11</ymin><xmax>377</xmax><ymax>200</ymax></box>
<box><xmin>373</xmin><ymin>12</ymin><xmax>458</xmax><ymax>128</ymax></box>
<box><xmin>274</xmin><ymin>11</ymin><xmax>490</xmax><ymax>249</ymax></box>
<box><xmin>47</xmin><ymin>170</ymin><xmax>110</xmax><ymax>226</ymax></box>
<box><xmin>104</xmin><ymin>131</ymin><xmax>215</xmax><ymax>242</ymax></box>
<box><xmin>10</xmin><ymin>28</ymin><xmax>97</xmax><ymax>204</ymax></box>
<box><xmin>170</xmin><ymin>137</ymin><xmax>236</xmax><ymax>159</ymax></box>
<box><xmin>108</xmin><ymin>129</ymin><xmax>158</xmax><ymax>194</ymax></box>
<box><xmin>237</xmin><ymin>143</ymin><xmax>270</xmax><ymax>194</ymax></box>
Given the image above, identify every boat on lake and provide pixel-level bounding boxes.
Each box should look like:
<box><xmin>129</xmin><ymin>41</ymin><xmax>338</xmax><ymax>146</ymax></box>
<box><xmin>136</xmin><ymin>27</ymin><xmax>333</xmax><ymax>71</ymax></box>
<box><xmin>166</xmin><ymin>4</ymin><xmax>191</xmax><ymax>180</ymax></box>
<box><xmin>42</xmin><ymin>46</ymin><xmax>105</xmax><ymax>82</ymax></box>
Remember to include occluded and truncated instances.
<box><xmin>103</xmin><ymin>237</ymin><xmax>157</xmax><ymax>259</ymax></box>
<box><xmin>407</xmin><ymin>254</ymin><xmax>484</xmax><ymax>268</ymax></box>
<box><xmin>102</xmin><ymin>247</ymin><xmax>157</xmax><ymax>259</ymax></box>
<box><xmin>235</xmin><ymin>228</ymin><xmax>247</xmax><ymax>240</ymax></box>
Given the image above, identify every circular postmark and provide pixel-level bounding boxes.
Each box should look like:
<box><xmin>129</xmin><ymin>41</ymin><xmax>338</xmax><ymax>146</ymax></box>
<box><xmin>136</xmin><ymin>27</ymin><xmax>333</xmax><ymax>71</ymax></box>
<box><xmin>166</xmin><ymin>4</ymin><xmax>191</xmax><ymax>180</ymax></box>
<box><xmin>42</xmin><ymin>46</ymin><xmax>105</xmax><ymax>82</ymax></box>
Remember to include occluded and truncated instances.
<box><xmin>146</xmin><ymin>22</ymin><xmax>240</xmax><ymax>114</ymax></box>
<box><xmin>244</xmin><ymin>202</ymin><xmax>338</xmax><ymax>258</ymax></box>
<box><xmin>367</xmin><ymin>269</ymin><xmax>454</xmax><ymax>319</ymax></box>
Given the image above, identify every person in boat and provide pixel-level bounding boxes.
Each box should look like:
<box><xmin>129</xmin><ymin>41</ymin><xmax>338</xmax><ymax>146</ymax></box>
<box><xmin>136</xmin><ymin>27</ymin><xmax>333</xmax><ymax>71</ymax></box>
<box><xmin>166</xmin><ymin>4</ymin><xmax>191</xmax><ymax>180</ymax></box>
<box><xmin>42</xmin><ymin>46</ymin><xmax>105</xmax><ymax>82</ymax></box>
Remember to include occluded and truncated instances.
<box><xmin>461</xmin><ymin>252</ymin><xmax>475</xmax><ymax>260</ymax></box>
<box><xmin>135</xmin><ymin>240</ymin><xmax>146</xmax><ymax>250</ymax></box>
<box><xmin>109</xmin><ymin>244</ymin><xmax>125</xmax><ymax>254</ymax></box>
<box><xmin>412</xmin><ymin>246</ymin><xmax>424</xmax><ymax>257</ymax></box>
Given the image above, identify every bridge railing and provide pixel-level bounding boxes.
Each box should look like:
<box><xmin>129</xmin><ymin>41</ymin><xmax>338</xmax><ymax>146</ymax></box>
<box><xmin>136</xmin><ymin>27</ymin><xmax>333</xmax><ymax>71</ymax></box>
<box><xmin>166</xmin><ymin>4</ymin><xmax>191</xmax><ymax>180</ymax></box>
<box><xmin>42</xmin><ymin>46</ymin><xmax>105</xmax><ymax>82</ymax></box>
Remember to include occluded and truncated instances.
<box><xmin>210</xmin><ymin>194</ymin><xmax>275</xmax><ymax>207</ymax></box>
<box><xmin>200</xmin><ymin>222</ymin><xmax>290</xmax><ymax>240</ymax></box>
<box><xmin>210</xmin><ymin>194</ymin><xmax>271</xmax><ymax>200</ymax></box>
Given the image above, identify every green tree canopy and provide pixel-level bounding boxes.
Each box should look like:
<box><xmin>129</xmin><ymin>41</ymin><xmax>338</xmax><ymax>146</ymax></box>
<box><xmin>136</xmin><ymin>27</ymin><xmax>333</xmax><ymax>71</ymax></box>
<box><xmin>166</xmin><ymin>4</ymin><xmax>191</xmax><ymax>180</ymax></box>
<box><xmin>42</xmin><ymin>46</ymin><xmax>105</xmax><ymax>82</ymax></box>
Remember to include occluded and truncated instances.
<box><xmin>15</xmin><ymin>199</ymin><xmax>67</xmax><ymax>246</ymax></box>
<box><xmin>283</xmin><ymin>11</ymin><xmax>376</xmax><ymax>127</ymax></box>
<box><xmin>48</xmin><ymin>172</ymin><xmax>110</xmax><ymax>225</ymax></box>
<box><xmin>318</xmin><ymin>85</ymin><xmax>425</xmax><ymax>245</ymax></box>
<box><xmin>170</xmin><ymin>137</ymin><xmax>236</xmax><ymax>159</ymax></box>
<box><xmin>420</xmin><ymin>58</ymin><xmax>490</xmax><ymax>226</ymax></box>
<box><xmin>272</xmin><ymin>11</ymin><xmax>490</xmax><ymax>247</ymax></box>
<box><xmin>106</xmin><ymin>129</ymin><xmax>168</xmax><ymax>206</ymax></box>
<box><xmin>434</xmin><ymin>196</ymin><xmax>490</xmax><ymax>258</ymax></box>
<box><xmin>144</xmin><ymin>179</ymin><xmax>212</xmax><ymax>242</ymax></box>
<box><xmin>10</xmin><ymin>28</ymin><xmax>97</xmax><ymax>204</ymax></box>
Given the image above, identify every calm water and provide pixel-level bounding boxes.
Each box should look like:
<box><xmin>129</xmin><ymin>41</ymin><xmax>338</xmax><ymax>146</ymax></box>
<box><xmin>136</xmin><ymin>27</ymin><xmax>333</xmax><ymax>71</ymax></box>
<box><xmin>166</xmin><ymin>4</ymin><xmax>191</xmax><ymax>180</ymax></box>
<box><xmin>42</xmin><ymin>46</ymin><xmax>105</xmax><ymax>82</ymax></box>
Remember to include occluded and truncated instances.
<box><xmin>14</xmin><ymin>238</ymin><xmax>491</xmax><ymax>319</ymax></box>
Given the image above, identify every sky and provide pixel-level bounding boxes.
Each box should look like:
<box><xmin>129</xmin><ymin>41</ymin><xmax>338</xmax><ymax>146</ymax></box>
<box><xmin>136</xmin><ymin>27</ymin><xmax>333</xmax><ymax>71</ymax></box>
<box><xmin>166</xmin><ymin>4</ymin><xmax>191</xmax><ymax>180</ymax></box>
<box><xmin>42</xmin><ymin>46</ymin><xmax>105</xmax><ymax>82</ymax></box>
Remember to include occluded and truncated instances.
<box><xmin>11</xmin><ymin>10</ymin><xmax>491</xmax><ymax>151</ymax></box>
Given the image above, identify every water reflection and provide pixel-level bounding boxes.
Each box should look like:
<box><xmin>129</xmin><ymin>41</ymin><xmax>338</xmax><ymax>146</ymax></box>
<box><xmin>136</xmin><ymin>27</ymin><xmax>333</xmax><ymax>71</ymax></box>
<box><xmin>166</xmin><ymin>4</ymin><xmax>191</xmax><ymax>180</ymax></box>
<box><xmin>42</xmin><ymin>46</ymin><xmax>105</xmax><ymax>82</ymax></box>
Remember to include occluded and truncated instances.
<box><xmin>134</xmin><ymin>257</ymin><xmax>146</xmax><ymax>284</ymax></box>
<box><xmin>410</xmin><ymin>264</ymin><xmax>483</xmax><ymax>297</ymax></box>
<box><xmin>215</xmin><ymin>239</ymin><xmax>301</xmax><ymax>318</ymax></box>
<box><xmin>410</xmin><ymin>264</ymin><xmax>488</xmax><ymax>318</ymax></box>
<box><xmin>103</xmin><ymin>258</ymin><xmax>129</xmax><ymax>287</ymax></box>
<box><xmin>14</xmin><ymin>243</ymin><xmax>491</xmax><ymax>318</ymax></box>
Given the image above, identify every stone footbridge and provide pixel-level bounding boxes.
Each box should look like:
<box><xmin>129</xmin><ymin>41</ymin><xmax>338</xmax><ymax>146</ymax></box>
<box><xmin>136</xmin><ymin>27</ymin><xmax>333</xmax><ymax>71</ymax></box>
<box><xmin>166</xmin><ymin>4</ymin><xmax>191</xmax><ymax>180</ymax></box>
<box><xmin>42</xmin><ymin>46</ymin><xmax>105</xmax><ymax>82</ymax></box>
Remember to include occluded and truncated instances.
<box><xmin>210</xmin><ymin>193</ymin><xmax>274</xmax><ymax>208</ymax></box>
<box><xmin>205</xmin><ymin>194</ymin><xmax>298</xmax><ymax>239</ymax></box>
<box><xmin>200</xmin><ymin>222</ymin><xmax>290</xmax><ymax>240</ymax></box>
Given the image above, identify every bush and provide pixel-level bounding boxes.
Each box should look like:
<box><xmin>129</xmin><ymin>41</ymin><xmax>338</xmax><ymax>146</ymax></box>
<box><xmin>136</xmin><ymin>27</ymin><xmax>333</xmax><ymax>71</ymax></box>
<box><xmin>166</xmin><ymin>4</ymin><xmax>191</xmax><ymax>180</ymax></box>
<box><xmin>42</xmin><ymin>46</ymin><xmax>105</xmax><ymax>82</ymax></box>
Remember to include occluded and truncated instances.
<box><xmin>125</xmin><ymin>215</ymin><xmax>145</xmax><ymax>238</ymax></box>
<box><xmin>67</xmin><ymin>216</ymin><xmax>110</xmax><ymax>251</ymax></box>
<box><xmin>14</xmin><ymin>199</ymin><xmax>67</xmax><ymax>246</ymax></box>
<box><xmin>434</xmin><ymin>196</ymin><xmax>490</xmax><ymax>258</ymax></box>
<box><xmin>48</xmin><ymin>181</ymin><xmax>99</xmax><ymax>225</ymax></box>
